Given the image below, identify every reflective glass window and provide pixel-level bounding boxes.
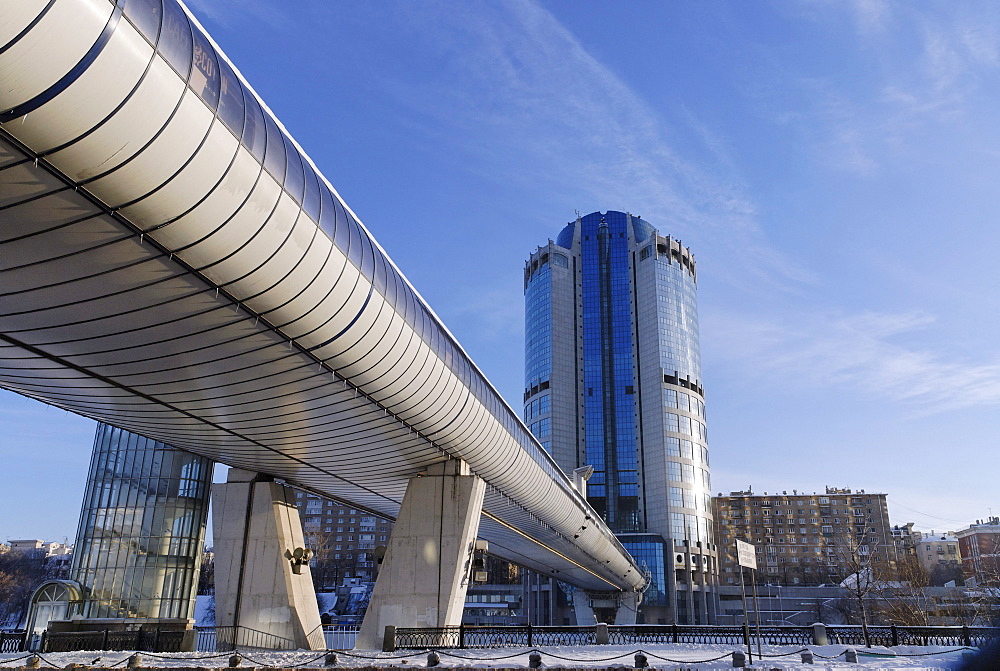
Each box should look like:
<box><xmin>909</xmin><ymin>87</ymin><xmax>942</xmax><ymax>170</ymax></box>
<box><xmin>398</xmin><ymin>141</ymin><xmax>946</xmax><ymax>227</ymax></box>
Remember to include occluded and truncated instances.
<box><xmin>663</xmin><ymin>388</ymin><xmax>677</xmax><ymax>408</ymax></box>
<box><xmin>157</xmin><ymin>0</ymin><xmax>192</xmax><ymax>77</ymax></box>
<box><xmin>665</xmin><ymin>412</ymin><xmax>680</xmax><ymax>433</ymax></box>
<box><xmin>282</xmin><ymin>134</ymin><xmax>305</xmax><ymax>203</ymax></box>
<box><xmin>679</xmin><ymin>415</ymin><xmax>692</xmax><ymax>436</ymax></box>
<box><xmin>262</xmin><ymin>114</ymin><xmax>285</xmax><ymax>181</ymax></box>
<box><xmin>216</xmin><ymin>58</ymin><xmax>244</xmax><ymax>136</ymax></box>
<box><xmin>241</xmin><ymin>87</ymin><xmax>266</xmax><ymax>161</ymax></box>
<box><xmin>668</xmin><ymin>461</ymin><xmax>681</xmax><ymax>482</ymax></box>
<box><xmin>72</xmin><ymin>424</ymin><xmax>210</xmax><ymax>621</ymax></box>
<box><xmin>671</xmin><ymin>512</ymin><xmax>685</xmax><ymax>539</ymax></box>
<box><xmin>683</xmin><ymin>489</ymin><xmax>696</xmax><ymax>509</ymax></box>
<box><xmin>189</xmin><ymin>31</ymin><xmax>220</xmax><ymax>109</ymax></box>
<box><xmin>302</xmin><ymin>166</ymin><xmax>321</xmax><ymax>222</ymax></box>
<box><xmin>124</xmin><ymin>0</ymin><xmax>162</xmax><ymax>44</ymax></box>
<box><xmin>680</xmin><ymin>439</ymin><xmax>693</xmax><ymax>459</ymax></box>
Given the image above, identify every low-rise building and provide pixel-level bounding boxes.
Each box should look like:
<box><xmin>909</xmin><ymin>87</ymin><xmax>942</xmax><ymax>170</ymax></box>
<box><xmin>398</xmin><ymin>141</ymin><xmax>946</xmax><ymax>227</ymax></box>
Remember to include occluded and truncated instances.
<box><xmin>6</xmin><ymin>540</ymin><xmax>73</xmax><ymax>579</ymax></box>
<box><xmin>889</xmin><ymin>523</ymin><xmax>920</xmax><ymax>558</ymax></box>
<box><xmin>915</xmin><ymin>531</ymin><xmax>961</xmax><ymax>575</ymax></box>
<box><xmin>7</xmin><ymin>540</ymin><xmax>71</xmax><ymax>557</ymax></box>
<box><xmin>713</xmin><ymin>487</ymin><xmax>896</xmax><ymax>587</ymax></box>
<box><xmin>956</xmin><ymin>517</ymin><xmax>1000</xmax><ymax>586</ymax></box>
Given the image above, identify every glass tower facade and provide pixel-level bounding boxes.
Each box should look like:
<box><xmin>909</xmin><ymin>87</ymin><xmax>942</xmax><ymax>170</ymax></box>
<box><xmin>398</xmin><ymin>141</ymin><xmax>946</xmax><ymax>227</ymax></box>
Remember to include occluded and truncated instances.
<box><xmin>70</xmin><ymin>423</ymin><xmax>212</xmax><ymax>621</ymax></box>
<box><xmin>524</xmin><ymin>211</ymin><xmax>716</xmax><ymax>624</ymax></box>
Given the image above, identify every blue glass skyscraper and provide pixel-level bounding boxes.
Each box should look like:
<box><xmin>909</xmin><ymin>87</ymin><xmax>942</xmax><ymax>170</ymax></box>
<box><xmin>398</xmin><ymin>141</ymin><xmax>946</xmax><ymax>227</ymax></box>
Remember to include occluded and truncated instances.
<box><xmin>524</xmin><ymin>211</ymin><xmax>716</xmax><ymax>624</ymax></box>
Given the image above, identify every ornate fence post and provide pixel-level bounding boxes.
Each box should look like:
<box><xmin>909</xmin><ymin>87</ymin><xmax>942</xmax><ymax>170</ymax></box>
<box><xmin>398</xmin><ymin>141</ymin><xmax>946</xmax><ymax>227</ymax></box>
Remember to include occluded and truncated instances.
<box><xmin>527</xmin><ymin>623</ymin><xmax>533</xmax><ymax>648</ymax></box>
<box><xmin>595</xmin><ymin>623</ymin><xmax>609</xmax><ymax>645</ymax></box>
<box><xmin>890</xmin><ymin>624</ymin><xmax>898</xmax><ymax>647</ymax></box>
<box><xmin>962</xmin><ymin>625</ymin><xmax>971</xmax><ymax>647</ymax></box>
<box><xmin>672</xmin><ymin>623</ymin><xmax>678</xmax><ymax>644</ymax></box>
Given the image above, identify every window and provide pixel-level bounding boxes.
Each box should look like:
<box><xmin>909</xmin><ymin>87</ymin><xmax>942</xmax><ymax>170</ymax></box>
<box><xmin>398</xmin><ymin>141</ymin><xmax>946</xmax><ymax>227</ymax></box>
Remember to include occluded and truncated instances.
<box><xmin>671</xmin><ymin>513</ymin><xmax>685</xmax><ymax>539</ymax></box>
<box><xmin>681</xmin><ymin>463</ymin><xmax>695</xmax><ymax>483</ymax></box>
<box><xmin>665</xmin><ymin>413</ymin><xmax>680</xmax><ymax>433</ymax></box>
<box><xmin>668</xmin><ymin>461</ymin><xmax>682</xmax><ymax>482</ymax></box>
<box><xmin>667</xmin><ymin>437</ymin><xmax>680</xmax><ymax>456</ymax></box>
<box><xmin>680</xmin><ymin>440</ymin><xmax>693</xmax><ymax>459</ymax></box>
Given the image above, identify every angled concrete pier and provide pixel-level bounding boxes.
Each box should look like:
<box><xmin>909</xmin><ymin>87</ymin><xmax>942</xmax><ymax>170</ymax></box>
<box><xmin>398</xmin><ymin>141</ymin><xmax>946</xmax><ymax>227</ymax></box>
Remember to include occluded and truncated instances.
<box><xmin>212</xmin><ymin>469</ymin><xmax>324</xmax><ymax>650</ymax></box>
<box><xmin>356</xmin><ymin>459</ymin><xmax>485</xmax><ymax>650</ymax></box>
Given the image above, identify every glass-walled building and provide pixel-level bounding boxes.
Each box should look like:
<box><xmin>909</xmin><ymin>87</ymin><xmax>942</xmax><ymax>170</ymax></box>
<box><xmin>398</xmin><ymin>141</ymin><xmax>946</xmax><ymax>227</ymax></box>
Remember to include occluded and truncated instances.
<box><xmin>524</xmin><ymin>211</ymin><xmax>716</xmax><ymax>624</ymax></box>
<box><xmin>70</xmin><ymin>423</ymin><xmax>212</xmax><ymax>621</ymax></box>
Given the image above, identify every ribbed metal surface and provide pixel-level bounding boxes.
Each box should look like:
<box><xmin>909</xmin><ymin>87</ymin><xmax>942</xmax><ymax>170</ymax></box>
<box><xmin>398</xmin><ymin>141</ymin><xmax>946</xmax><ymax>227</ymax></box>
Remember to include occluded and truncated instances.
<box><xmin>0</xmin><ymin>0</ymin><xmax>645</xmax><ymax>593</ymax></box>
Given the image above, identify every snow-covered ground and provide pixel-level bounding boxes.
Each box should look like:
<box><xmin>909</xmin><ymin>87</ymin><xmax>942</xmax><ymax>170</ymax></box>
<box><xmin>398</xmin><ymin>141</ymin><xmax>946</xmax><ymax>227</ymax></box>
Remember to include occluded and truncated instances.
<box><xmin>0</xmin><ymin>643</ymin><xmax>986</xmax><ymax>669</ymax></box>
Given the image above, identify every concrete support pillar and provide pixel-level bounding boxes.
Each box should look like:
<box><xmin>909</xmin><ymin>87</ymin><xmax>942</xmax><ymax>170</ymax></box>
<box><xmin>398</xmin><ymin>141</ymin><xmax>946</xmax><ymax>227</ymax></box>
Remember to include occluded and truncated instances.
<box><xmin>212</xmin><ymin>469</ymin><xmax>324</xmax><ymax>650</ymax></box>
<box><xmin>614</xmin><ymin>591</ymin><xmax>639</xmax><ymax>625</ymax></box>
<box><xmin>572</xmin><ymin>590</ymin><xmax>597</xmax><ymax>626</ymax></box>
<box><xmin>355</xmin><ymin>459</ymin><xmax>485</xmax><ymax>650</ymax></box>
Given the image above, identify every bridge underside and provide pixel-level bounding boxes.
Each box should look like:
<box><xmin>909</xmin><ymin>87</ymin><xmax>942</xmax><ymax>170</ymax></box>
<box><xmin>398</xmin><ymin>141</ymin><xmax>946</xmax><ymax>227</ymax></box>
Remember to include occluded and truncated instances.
<box><xmin>0</xmin><ymin>132</ymin><xmax>600</xmax><ymax>586</ymax></box>
<box><xmin>3</xmin><ymin>134</ymin><xmax>642</xmax><ymax>599</ymax></box>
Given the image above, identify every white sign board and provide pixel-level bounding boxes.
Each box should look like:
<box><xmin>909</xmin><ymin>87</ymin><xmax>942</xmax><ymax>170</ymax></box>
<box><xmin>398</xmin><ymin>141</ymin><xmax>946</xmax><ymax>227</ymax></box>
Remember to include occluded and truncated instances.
<box><xmin>736</xmin><ymin>539</ymin><xmax>757</xmax><ymax>569</ymax></box>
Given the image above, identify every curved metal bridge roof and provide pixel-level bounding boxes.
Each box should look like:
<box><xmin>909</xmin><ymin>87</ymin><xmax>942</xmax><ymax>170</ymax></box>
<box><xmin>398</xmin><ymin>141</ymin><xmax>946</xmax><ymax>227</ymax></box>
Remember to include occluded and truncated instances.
<box><xmin>0</xmin><ymin>0</ymin><xmax>647</xmax><ymax>594</ymax></box>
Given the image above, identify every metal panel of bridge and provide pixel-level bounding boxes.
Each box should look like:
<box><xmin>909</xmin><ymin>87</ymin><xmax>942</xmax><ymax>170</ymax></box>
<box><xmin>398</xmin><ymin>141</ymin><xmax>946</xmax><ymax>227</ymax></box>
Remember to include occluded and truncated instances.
<box><xmin>0</xmin><ymin>0</ymin><xmax>646</xmax><ymax>594</ymax></box>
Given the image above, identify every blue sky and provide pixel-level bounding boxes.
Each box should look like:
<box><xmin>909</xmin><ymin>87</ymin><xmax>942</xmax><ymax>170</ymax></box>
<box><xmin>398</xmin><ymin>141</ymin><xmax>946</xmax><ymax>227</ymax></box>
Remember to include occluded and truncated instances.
<box><xmin>4</xmin><ymin>0</ymin><xmax>998</xmax><ymax>542</ymax></box>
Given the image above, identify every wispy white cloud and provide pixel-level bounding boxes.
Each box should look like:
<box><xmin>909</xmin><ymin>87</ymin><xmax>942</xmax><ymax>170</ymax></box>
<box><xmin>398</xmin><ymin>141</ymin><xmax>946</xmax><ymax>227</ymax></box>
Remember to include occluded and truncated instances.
<box><xmin>762</xmin><ymin>2</ymin><xmax>1000</xmax><ymax>178</ymax></box>
<box><xmin>380</xmin><ymin>0</ymin><xmax>813</xmax><ymax>293</ymax></box>
<box><xmin>706</xmin><ymin>308</ymin><xmax>1000</xmax><ymax>411</ymax></box>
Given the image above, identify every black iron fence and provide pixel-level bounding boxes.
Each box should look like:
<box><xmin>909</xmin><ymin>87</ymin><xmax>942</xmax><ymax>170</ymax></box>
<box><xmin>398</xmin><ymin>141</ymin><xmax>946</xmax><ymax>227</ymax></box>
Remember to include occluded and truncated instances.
<box><xmin>42</xmin><ymin>629</ymin><xmax>187</xmax><ymax>653</ymax></box>
<box><xmin>395</xmin><ymin>623</ymin><xmax>1000</xmax><ymax>651</ymax></box>
<box><xmin>395</xmin><ymin>624</ymin><xmax>598</xmax><ymax>649</ymax></box>
<box><xmin>826</xmin><ymin>624</ymin><xmax>999</xmax><ymax>648</ymax></box>
<box><xmin>609</xmin><ymin>624</ymin><xmax>813</xmax><ymax>646</ymax></box>
<box><xmin>0</xmin><ymin>630</ymin><xmax>27</xmax><ymax>653</ymax></box>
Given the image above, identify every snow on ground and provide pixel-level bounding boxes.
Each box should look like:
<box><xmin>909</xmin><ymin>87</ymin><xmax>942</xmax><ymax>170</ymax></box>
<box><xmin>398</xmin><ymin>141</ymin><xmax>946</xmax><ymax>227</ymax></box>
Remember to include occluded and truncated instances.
<box><xmin>0</xmin><ymin>643</ymin><xmax>984</xmax><ymax>669</ymax></box>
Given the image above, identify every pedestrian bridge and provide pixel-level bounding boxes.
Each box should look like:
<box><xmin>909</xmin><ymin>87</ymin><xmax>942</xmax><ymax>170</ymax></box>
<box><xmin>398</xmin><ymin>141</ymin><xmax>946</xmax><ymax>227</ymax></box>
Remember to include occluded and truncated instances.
<box><xmin>0</xmin><ymin>0</ymin><xmax>646</xmax><ymax>608</ymax></box>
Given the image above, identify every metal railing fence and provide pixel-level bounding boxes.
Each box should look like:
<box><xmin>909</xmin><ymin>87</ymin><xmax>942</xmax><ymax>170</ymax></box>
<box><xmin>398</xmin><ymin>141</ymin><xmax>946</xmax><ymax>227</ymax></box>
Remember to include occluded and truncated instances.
<box><xmin>395</xmin><ymin>623</ymin><xmax>1000</xmax><ymax>650</ymax></box>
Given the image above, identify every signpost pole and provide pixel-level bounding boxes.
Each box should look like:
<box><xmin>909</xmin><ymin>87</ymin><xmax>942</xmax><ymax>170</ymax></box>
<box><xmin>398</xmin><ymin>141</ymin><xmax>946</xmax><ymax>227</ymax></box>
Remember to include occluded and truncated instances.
<box><xmin>739</xmin><ymin>566</ymin><xmax>751</xmax><ymax>665</ymax></box>
<box><xmin>750</xmin><ymin>565</ymin><xmax>762</xmax><ymax>659</ymax></box>
<box><xmin>735</xmin><ymin>540</ymin><xmax>757</xmax><ymax>665</ymax></box>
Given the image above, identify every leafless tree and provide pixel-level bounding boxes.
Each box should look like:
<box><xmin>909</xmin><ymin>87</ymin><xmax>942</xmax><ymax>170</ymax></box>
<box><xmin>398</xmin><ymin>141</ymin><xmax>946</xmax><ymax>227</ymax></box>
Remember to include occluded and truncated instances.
<box><xmin>0</xmin><ymin>550</ymin><xmax>53</xmax><ymax>628</ymax></box>
<box><xmin>824</xmin><ymin>522</ymin><xmax>891</xmax><ymax>646</ymax></box>
<box><xmin>874</xmin><ymin>555</ymin><xmax>931</xmax><ymax>626</ymax></box>
<box><xmin>302</xmin><ymin>528</ymin><xmax>345</xmax><ymax>593</ymax></box>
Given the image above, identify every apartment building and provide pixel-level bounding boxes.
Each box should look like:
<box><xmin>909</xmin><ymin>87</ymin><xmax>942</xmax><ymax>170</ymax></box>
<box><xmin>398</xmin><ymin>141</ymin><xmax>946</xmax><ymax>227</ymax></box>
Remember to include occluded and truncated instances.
<box><xmin>956</xmin><ymin>517</ymin><xmax>1000</xmax><ymax>586</ymax></box>
<box><xmin>292</xmin><ymin>491</ymin><xmax>393</xmax><ymax>588</ymax></box>
<box><xmin>713</xmin><ymin>487</ymin><xmax>896</xmax><ymax>586</ymax></box>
